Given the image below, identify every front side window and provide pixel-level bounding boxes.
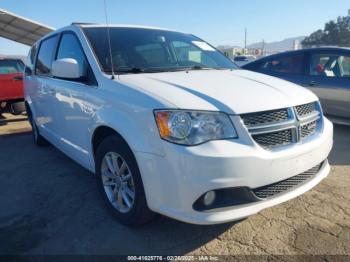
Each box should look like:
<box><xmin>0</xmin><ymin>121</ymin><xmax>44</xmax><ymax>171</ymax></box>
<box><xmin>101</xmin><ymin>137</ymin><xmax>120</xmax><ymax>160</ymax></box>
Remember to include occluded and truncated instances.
<box><xmin>260</xmin><ymin>54</ymin><xmax>304</xmax><ymax>74</ymax></box>
<box><xmin>56</xmin><ymin>33</ymin><xmax>87</xmax><ymax>74</ymax></box>
<box><xmin>36</xmin><ymin>35</ymin><xmax>58</xmax><ymax>76</ymax></box>
<box><xmin>0</xmin><ymin>59</ymin><xmax>24</xmax><ymax>74</ymax></box>
<box><xmin>310</xmin><ymin>53</ymin><xmax>350</xmax><ymax>78</ymax></box>
<box><xmin>83</xmin><ymin>27</ymin><xmax>237</xmax><ymax>74</ymax></box>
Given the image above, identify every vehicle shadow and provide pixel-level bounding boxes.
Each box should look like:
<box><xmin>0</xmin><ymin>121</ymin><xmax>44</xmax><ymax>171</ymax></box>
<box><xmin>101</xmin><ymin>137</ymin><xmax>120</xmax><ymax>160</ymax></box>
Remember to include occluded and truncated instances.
<box><xmin>0</xmin><ymin>114</ymin><xmax>6</xmax><ymax>126</ymax></box>
<box><xmin>328</xmin><ymin>124</ymin><xmax>350</xmax><ymax>166</ymax></box>
<box><xmin>0</xmin><ymin>132</ymin><xmax>237</xmax><ymax>255</ymax></box>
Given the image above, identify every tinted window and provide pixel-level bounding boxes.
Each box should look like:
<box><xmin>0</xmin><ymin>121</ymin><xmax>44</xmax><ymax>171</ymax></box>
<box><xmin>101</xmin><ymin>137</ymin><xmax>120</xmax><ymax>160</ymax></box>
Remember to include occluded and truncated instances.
<box><xmin>135</xmin><ymin>43</ymin><xmax>168</xmax><ymax>67</ymax></box>
<box><xmin>36</xmin><ymin>35</ymin><xmax>58</xmax><ymax>76</ymax></box>
<box><xmin>260</xmin><ymin>54</ymin><xmax>304</xmax><ymax>74</ymax></box>
<box><xmin>56</xmin><ymin>33</ymin><xmax>87</xmax><ymax>75</ymax></box>
<box><xmin>0</xmin><ymin>59</ymin><xmax>24</xmax><ymax>74</ymax></box>
<box><xmin>83</xmin><ymin>27</ymin><xmax>237</xmax><ymax>74</ymax></box>
<box><xmin>310</xmin><ymin>53</ymin><xmax>350</xmax><ymax>78</ymax></box>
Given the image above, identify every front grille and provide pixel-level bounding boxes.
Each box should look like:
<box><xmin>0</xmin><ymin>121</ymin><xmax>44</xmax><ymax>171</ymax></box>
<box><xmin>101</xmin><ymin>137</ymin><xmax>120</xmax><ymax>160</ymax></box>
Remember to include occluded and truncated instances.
<box><xmin>253</xmin><ymin>162</ymin><xmax>324</xmax><ymax>199</ymax></box>
<box><xmin>241</xmin><ymin>109</ymin><xmax>289</xmax><ymax>127</ymax></box>
<box><xmin>252</xmin><ymin>129</ymin><xmax>293</xmax><ymax>149</ymax></box>
<box><xmin>240</xmin><ymin>102</ymin><xmax>321</xmax><ymax>150</ymax></box>
<box><xmin>295</xmin><ymin>102</ymin><xmax>316</xmax><ymax>117</ymax></box>
<box><xmin>301</xmin><ymin>120</ymin><xmax>317</xmax><ymax>138</ymax></box>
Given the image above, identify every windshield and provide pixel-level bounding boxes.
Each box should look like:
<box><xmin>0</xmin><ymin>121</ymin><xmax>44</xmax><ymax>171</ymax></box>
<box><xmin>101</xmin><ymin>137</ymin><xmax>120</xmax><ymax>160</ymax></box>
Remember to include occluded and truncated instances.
<box><xmin>83</xmin><ymin>27</ymin><xmax>237</xmax><ymax>74</ymax></box>
<box><xmin>0</xmin><ymin>59</ymin><xmax>24</xmax><ymax>74</ymax></box>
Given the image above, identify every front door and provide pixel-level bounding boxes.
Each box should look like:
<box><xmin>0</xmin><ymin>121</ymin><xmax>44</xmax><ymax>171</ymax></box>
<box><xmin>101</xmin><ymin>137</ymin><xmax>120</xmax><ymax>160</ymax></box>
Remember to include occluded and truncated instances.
<box><xmin>304</xmin><ymin>51</ymin><xmax>350</xmax><ymax>120</ymax></box>
<box><xmin>50</xmin><ymin>32</ymin><xmax>98</xmax><ymax>167</ymax></box>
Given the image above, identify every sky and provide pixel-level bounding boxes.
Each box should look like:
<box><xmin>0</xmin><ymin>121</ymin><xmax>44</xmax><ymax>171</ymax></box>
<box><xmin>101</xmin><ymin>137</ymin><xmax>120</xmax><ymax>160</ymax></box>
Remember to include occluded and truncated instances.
<box><xmin>0</xmin><ymin>0</ymin><xmax>349</xmax><ymax>55</ymax></box>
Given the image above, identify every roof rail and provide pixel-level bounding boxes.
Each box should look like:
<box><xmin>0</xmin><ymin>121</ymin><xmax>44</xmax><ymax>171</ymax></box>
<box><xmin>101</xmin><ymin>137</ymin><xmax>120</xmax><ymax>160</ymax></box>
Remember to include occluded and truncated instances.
<box><xmin>71</xmin><ymin>22</ymin><xmax>98</xmax><ymax>26</ymax></box>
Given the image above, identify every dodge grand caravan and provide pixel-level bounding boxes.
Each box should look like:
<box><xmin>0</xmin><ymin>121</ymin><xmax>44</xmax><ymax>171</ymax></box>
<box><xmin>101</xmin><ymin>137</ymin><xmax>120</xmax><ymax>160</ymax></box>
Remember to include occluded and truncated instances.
<box><xmin>24</xmin><ymin>24</ymin><xmax>333</xmax><ymax>225</ymax></box>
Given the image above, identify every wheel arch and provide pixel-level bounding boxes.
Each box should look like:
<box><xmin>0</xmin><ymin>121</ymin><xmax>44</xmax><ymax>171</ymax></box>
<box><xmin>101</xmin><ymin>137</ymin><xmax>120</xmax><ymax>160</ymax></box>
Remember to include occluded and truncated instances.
<box><xmin>91</xmin><ymin>125</ymin><xmax>131</xmax><ymax>159</ymax></box>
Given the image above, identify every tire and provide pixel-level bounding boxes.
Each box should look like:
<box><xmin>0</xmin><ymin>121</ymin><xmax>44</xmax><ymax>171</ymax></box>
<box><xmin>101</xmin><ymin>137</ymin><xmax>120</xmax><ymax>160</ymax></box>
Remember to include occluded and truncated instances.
<box><xmin>29</xmin><ymin>114</ymin><xmax>49</xmax><ymax>146</ymax></box>
<box><xmin>95</xmin><ymin>135</ymin><xmax>155</xmax><ymax>226</ymax></box>
<box><xmin>10</xmin><ymin>101</ymin><xmax>26</xmax><ymax>115</ymax></box>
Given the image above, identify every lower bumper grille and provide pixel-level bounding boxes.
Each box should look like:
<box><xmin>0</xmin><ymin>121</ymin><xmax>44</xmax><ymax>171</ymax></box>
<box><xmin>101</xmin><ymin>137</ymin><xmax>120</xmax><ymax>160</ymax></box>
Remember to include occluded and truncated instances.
<box><xmin>252</xmin><ymin>161</ymin><xmax>324</xmax><ymax>199</ymax></box>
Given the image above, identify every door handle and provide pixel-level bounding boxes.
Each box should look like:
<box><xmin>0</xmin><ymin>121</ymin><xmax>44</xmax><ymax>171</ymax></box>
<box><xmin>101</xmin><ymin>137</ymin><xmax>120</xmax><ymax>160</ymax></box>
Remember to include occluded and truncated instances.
<box><xmin>13</xmin><ymin>76</ymin><xmax>23</xmax><ymax>81</ymax></box>
<box><xmin>309</xmin><ymin>81</ymin><xmax>318</xmax><ymax>87</ymax></box>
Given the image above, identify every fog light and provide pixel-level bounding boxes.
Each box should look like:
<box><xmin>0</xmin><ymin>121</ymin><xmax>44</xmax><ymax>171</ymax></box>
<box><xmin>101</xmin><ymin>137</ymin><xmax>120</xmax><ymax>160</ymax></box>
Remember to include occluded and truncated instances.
<box><xmin>203</xmin><ymin>191</ymin><xmax>216</xmax><ymax>206</ymax></box>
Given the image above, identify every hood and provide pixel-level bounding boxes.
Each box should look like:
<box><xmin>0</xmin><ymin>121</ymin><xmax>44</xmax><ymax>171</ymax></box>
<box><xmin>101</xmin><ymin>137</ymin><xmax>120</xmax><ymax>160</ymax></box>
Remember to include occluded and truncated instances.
<box><xmin>118</xmin><ymin>69</ymin><xmax>318</xmax><ymax>114</ymax></box>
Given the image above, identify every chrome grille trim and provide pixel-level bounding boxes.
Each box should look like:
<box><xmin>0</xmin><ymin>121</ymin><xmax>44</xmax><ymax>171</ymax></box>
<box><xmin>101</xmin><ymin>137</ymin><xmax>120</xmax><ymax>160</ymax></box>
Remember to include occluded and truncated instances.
<box><xmin>252</xmin><ymin>129</ymin><xmax>293</xmax><ymax>149</ymax></box>
<box><xmin>241</xmin><ymin>108</ymin><xmax>289</xmax><ymax>127</ymax></box>
<box><xmin>240</xmin><ymin>102</ymin><xmax>322</xmax><ymax>150</ymax></box>
<box><xmin>301</xmin><ymin>120</ymin><xmax>317</xmax><ymax>138</ymax></box>
<box><xmin>253</xmin><ymin>161</ymin><xmax>324</xmax><ymax>199</ymax></box>
<box><xmin>296</xmin><ymin>102</ymin><xmax>316</xmax><ymax>118</ymax></box>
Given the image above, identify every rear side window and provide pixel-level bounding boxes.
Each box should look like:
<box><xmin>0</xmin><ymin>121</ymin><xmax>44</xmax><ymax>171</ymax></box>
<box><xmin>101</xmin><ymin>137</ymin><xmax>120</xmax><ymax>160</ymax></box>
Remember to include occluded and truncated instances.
<box><xmin>260</xmin><ymin>54</ymin><xmax>304</xmax><ymax>74</ymax></box>
<box><xmin>310</xmin><ymin>53</ymin><xmax>350</xmax><ymax>78</ymax></box>
<box><xmin>35</xmin><ymin>35</ymin><xmax>58</xmax><ymax>76</ymax></box>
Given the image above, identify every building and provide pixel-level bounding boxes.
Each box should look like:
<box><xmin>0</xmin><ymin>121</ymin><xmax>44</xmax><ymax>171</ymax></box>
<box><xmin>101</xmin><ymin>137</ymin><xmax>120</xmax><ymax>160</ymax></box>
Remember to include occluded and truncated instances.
<box><xmin>218</xmin><ymin>46</ymin><xmax>263</xmax><ymax>59</ymax></box>
<box><xmin>219</xmin><ymin>47</ymin><xmax>245</xmax><ymax>58</ymax></box>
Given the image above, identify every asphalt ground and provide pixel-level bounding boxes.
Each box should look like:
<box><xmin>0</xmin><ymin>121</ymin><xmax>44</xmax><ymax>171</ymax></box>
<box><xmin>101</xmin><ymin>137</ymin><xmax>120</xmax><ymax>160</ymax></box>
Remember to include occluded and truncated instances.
<box><xmin>0</xmin><ymin>113</ymin><xmax>349</xmax><ymax>257</ymax></box>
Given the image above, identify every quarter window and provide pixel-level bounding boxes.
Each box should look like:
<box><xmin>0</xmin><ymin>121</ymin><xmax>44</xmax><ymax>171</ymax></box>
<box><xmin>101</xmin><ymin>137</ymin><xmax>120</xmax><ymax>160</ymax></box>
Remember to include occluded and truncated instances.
<box><xmin>35</xmin><ymin>35</ymin><xmax>58</xmax><ymax>76</ymax></box>
<box><xmin>260</xmin><ymin>54</ymin><xmax>304</xmax><ymax>74</ymax></box>
<box><xmin>25</xmin><ymin>44</ymin><xmax>38</xmax><ymax>75</ymax></box>
<box><xmin>310</xmin><ymin>53</ymin><xmax>350</xmax><ymax>78</ymax></box>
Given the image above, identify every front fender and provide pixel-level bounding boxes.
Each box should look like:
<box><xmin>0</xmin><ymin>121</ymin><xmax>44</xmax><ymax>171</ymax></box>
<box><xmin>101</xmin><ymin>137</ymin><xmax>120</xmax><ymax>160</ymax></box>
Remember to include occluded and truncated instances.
<box><xmin>89</xmin><ymin>107</ymin><xmax>166</xmax><ymax>162</ymax></box>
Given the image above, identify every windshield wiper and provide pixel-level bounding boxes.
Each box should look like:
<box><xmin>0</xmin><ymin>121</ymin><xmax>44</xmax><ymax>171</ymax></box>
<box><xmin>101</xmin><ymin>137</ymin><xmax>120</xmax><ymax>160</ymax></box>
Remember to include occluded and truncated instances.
<box><xmin>179</xmin><ymin>65</ymin><xmax>228</xmax><ymax>71</ymax></box>
<box><xmin>114</xmin><ymin>67</ymin><xmax>145</xmax><ymax>74</ymax></box>
<box><xmin>107</xmin><ymin>66</ymin><xmax>231</xmax><ymax>74</ymax></box>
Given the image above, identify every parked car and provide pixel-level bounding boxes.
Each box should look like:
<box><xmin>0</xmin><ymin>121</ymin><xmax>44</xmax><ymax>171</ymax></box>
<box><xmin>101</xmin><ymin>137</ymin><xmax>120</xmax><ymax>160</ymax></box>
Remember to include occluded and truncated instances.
<box><xmin>24</xmin><ymin>24</ymin><xmax>333</xmax><ymax>226</ymax></box>
<box><xmin>0</xmin><ymin>58</ymin><xmax>26</xmax><ymax>115</ymax></box>
<box><xmin>233</xmin><ymin>55</ymin><xmax>256</xmax><ymax>66</ymax></box>
<box><xmin>242</xmin><ymin>47</ymin><xmax>350</xmax><ymax>125</ymax></box>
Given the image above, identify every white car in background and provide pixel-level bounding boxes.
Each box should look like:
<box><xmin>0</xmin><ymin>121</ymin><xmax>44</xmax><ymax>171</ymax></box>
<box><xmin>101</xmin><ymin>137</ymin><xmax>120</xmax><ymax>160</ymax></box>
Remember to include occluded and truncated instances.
<box><xmin>24</xmin><ymin>24</ymin><xmax>333</xmax><ymax>225</ymax></box>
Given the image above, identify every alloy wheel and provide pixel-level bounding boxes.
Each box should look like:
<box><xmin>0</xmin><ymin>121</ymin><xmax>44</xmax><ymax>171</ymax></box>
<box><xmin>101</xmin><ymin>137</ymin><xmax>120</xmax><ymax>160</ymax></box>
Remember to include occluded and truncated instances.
<box><xmin>101</xmin><ymin>152</ymin><xmax>135</xmax><ymax>213</ymax></box>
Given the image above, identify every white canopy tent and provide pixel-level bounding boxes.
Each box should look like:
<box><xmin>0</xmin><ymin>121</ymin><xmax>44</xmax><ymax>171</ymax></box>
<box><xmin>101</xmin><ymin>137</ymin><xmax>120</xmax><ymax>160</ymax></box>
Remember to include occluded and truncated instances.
<box><xmin>0</xmin><ymin>8</ymin><xmax>54</xmax><ymax>46</ymax></box>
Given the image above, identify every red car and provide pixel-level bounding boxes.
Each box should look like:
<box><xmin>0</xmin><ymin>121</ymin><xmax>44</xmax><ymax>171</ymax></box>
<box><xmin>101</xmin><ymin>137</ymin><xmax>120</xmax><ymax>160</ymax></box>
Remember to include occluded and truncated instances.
<box><xmin>0</xmin><ymin>58</ymin><xmax>25</xmax><ymax>115</ymax></box>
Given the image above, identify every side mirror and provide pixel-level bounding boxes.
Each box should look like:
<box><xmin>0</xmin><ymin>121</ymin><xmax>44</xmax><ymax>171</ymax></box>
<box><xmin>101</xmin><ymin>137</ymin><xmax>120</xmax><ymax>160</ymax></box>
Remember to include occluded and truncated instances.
<box><xmin>52</xmin><ymin>58</ymin><xmax>85</xmax><ymax>80</ymax></box>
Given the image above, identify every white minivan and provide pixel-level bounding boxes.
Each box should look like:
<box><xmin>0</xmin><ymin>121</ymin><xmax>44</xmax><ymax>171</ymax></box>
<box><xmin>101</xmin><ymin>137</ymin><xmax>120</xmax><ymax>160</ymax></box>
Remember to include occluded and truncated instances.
<box><xmin>24</xmin><ymin>24</ymin><xmax>333</xmax><ymax>225</ymax></box>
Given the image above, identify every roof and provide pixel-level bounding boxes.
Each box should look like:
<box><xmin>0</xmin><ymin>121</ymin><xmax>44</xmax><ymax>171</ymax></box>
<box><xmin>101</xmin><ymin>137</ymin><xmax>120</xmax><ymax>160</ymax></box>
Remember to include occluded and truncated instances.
<box><xmin>76</xmin><ymin>23</ymin><xmax>177</xmax><ymax>32</ymax></box>
<box><xmin>274</xmin><ymin>46</ymin><xmax>350</xmax><ymax>56</ymax></box>
<box><xmin>0</xmin><ymin>9</ymin><xmax>54</xmax><ymax>46</ymax></box>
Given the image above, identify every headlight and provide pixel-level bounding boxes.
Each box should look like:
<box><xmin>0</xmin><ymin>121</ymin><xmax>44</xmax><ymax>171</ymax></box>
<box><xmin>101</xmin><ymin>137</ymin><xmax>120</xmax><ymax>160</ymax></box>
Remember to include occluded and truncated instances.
<box><xmin>154</xmin><ymin>110</ymin><xmax>238</xmax><ymax>145</ymax></box>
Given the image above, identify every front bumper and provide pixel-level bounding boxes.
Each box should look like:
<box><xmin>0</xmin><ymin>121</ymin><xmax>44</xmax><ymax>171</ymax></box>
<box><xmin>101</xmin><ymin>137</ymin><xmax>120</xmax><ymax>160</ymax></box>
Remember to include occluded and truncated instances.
<box><xmin>135</xmin><ymin>118</ymin><xmax>333</xmax><ymax>225</ymax></box>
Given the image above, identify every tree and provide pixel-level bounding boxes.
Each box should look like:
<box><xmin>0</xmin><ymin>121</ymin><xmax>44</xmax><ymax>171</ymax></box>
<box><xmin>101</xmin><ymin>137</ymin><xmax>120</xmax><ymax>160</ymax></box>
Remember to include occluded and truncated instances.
<box><xmin>302</xmin><ymin>10</ymin><xmax>350</xmax><ymax>47</ymax></box>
